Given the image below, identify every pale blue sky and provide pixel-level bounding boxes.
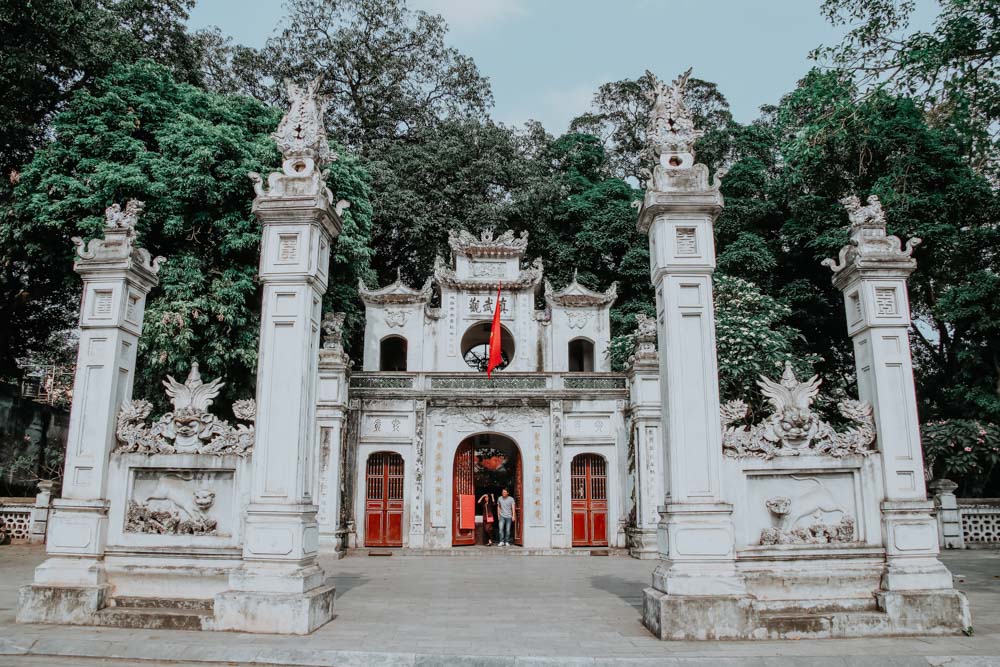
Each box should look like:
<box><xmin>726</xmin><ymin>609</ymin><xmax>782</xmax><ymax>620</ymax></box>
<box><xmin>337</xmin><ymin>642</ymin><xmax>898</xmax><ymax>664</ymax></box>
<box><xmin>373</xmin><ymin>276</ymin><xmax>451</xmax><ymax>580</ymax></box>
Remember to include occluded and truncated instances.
<box><xmin>188</xmin><ymin>0</ymin><xmax>937</xmax><ymax>133</ymax></box>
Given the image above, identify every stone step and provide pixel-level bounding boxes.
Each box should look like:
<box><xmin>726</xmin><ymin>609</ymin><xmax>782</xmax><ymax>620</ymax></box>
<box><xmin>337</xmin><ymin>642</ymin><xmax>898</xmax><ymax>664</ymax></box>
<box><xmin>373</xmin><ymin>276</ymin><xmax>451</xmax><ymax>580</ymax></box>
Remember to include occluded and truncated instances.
<box><xmin>758</xmin><ymin>609</ymin><xmax>891</xmax><ymax>639</ymax></box>
<box><xmin>349</xmin><ymin>546</ymin><xmax>629</xmax><ymax>557</ymax></box>
<box><xmin>110</xmin><ymin>596</ymin><xmax>213</xmax><ymax>611</ymax></box>
<box><xmin>753</xmin><ymin>596</ymin><xmax>879</xmax><ymax>614</ymax></box>
<box><xmin>94</xmin><ymin>605</ymin><xmax>212</xmax><ymax>631</ymax></box>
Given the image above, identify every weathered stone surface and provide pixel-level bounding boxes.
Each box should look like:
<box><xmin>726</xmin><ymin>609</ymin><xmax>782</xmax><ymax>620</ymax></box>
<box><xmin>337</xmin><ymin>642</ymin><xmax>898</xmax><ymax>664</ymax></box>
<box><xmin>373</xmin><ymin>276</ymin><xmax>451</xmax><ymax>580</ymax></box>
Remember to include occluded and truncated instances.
<box><xmin>642</xmin><ymin>587</ymin><xmax>756</xmax><ymax>640</ymax></box>
<box><xmin>16</xmin><ymin>584</ymin><xmax>109</xmax><ymax>625</ymax></box>
<box><xmin>212</xmin><ymin>583</ymin><xmax>335</xmax><ymax>634</ymax></box>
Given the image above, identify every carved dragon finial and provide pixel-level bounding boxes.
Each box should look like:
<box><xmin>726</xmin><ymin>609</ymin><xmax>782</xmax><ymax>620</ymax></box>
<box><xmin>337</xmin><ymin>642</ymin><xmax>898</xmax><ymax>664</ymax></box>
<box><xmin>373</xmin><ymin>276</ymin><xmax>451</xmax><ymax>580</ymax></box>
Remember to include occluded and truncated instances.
<box><xmin>645</xmin><ymin>67</ymin><xmax>703</xmax><ymax>162</ymax></box>
<box><xmin>104</xmin><ymin>199</ymin><xmax>144</xmax><ymax>230</ymax></box>
<box><xmin>823</xmin><ymin>194</ymin><xmax>921</xmax><ymax>275</ymax></box>
<box><xmin>273</xmin><ymin>76</ymin><xmax>333</xmax><ymax>168</ymax></box>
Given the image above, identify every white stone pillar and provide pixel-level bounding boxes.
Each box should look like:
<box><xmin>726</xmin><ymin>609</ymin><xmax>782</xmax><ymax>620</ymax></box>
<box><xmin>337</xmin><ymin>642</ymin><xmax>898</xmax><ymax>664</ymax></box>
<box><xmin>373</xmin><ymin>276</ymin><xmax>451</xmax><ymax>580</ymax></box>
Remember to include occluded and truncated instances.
<box><xmin>825</xmin><ymin>194</ymin><xmax>955</xmax><ymax>591</ymax></box>
<box><xmin>18</xmin><ymin>200</ymin><xmax>161</xmax><ymax>623</ymax></box>
<box><xmin>930</xmin><ymin>479</ymin><xmax>964</xmax><ymax>550</ymax></box>
<box><xmin>316</xmin><ymin>312</ymin><xmax>350</xmax><ymax>552</ymax></box>
<box><xmin>214</xmin><ymin>79</ymin><xmax>346</xmax><ymax>634</ymax></box>
<box><xmin>636</xmin><ymin>71</ymin><xmax>751</xmax><ymax>640</ymax></box>
<box><xmin>625</xmin><ymin>316</ymin><xmax>663</xmax><ymax>559</ymax></box>
<box><xmin>28</xmin><ymin>480</ymin><xmax>54</xmax><ymax>544</ymax></box>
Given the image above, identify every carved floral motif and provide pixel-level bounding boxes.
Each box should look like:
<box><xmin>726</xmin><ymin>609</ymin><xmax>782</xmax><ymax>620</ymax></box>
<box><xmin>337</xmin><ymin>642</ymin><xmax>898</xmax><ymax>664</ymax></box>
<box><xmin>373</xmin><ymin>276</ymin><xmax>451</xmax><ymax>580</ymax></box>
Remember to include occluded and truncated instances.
<box><xmin>385</xmin><ymin>309</ymin><xmax>408</xmax><ymax>328</ymax></box>
<box><xmin>115</xmin><ymin>363</ymin><xmax>255</xmax><ymax>456</ymax></box>
<box><xmin>722</xmin><ymin>362</ymin><xmax>876</xmax><ymax>460</ymax></box>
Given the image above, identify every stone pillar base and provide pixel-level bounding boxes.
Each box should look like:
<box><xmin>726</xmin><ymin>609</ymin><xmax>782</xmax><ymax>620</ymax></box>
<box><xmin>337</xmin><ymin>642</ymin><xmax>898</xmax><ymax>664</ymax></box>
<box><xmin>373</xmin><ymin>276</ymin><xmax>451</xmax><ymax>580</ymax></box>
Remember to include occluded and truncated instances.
<box><xmin>642</xmin><ymin>587</ymin><xmax>756</xmax><ymax>640</ymax></box>
<box><xmin>877</xmin><ymin>589</ymin><xmax>971</xmax><ymax>636</ymax></box>
<box><xmin>213</xmin><ymin>584</ymin><xmax>335</xmax><ymax>634</ymax></box>
<box><xmin>627</xmin><ymin>528</ymin><xmax>659</xmax><ymax>560</ymax></box>
<box><xmin>17</xmin><ymin>584</ymin><xmax>110</xmax><ymax>625</ymax></box>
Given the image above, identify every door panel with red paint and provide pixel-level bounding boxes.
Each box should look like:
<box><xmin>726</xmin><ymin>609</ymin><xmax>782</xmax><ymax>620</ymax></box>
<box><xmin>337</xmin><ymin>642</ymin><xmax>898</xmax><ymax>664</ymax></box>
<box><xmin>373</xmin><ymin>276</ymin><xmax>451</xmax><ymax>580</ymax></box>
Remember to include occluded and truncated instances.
<box><xmin>570</xmin><ymin>454</ymin><xmax>608</xmax><ymax>547</ymax></box>
<box><xmin>365</xmin><ymin>452</ymin><xmax>404</xmax><ymax>547</ymax></box>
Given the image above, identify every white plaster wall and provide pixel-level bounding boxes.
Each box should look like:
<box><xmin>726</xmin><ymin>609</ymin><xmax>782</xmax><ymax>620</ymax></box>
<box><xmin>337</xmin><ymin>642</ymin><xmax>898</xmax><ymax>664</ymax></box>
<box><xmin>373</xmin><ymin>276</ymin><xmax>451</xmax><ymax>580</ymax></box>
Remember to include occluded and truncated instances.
<box><xmin>363</xmin><ymin>302</ymin><xmax>426</xmax><ymax>372</ymax></box>
<box><xmin>549</xmin><ymin>305</ymin><xmax>613</xmax><ymax>372</ymax></box>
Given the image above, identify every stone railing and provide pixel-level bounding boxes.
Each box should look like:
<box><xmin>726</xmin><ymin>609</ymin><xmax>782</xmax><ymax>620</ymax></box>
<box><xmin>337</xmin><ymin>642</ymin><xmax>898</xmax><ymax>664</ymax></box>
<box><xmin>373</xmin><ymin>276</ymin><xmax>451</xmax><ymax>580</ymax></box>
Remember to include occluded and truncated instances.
<box><xmin>0</xmin><ymin>481</ymin><xmax>54</xmax><ymax>545</ymax></box>
<box><xmin>1</xmin><ymin>498</ymin><xmax>34</xmax><ymax>543</ymax></box>
<box><xmin>958</xmin><ymin>499</ymin><xmax>1000</xmax><ymax>547</ymax></box>
<box><xmin>931</xmin><ymin>480</ymin><xmax>1000</xmax><ymax>549</ymax></box>
<box><xmin>348</xmin><ymin>372</ymin><xmax>628</xmax><ymax>394</ymax></box>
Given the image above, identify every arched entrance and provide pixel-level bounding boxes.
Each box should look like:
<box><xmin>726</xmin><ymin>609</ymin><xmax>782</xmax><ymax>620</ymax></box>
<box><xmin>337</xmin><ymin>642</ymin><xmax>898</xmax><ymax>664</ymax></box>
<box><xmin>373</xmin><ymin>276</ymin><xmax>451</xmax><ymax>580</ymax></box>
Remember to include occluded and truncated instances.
<box><xmin>571</xmin><ymin>453</ymin><xmax>608</xmax><ymax>547</ymax></box>
<box><xmin>365</xmin><ymin>451</ymin><xmax>404</xmax><ymax>547</ymax></box>
<box><xmin>453</xmin><ymin>434</ymin><xmax>522</xmax><ymax>546</ymax></box>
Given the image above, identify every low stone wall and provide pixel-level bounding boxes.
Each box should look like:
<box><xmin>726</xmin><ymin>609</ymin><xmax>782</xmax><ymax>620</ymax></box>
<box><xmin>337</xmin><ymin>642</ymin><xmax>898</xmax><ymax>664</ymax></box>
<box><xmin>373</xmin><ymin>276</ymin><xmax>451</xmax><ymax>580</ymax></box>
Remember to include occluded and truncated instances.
<box><xmin>1</xmin><ymin>499</ymin><xmax>33</xmax><ymax>543</ymax></box>
<box><xmin>959</xmin><ymin>499</ymin><xmax>1000</xmax><ymax>548</ymax></box>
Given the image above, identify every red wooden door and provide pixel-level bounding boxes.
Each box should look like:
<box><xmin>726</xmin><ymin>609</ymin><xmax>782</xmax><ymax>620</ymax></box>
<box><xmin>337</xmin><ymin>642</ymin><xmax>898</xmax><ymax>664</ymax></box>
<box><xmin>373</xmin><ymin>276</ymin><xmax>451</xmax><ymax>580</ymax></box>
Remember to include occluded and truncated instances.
<box><xmin>365</xmin><ymin>452</ymin><xmax>404</xmax><ymax>547</ymax></box>
<box><xmin>453</xmin><ymin>441</ymin><xmax>476</xmax><ymax>545</ymax></box>
<box><xmin>571</xmin><ymin>454</ymin><xmax>608</xmax><ymax>547</ymax></box>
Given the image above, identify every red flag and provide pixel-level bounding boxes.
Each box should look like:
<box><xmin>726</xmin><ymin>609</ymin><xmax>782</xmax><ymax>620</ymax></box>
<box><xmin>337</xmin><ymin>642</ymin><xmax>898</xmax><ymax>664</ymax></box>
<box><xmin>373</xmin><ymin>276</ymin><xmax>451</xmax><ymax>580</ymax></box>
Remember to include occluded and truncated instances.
<box><xmin>486</xmin><ymin>282</ymin><xmax>503</xmax><ymax>377</ymax></box>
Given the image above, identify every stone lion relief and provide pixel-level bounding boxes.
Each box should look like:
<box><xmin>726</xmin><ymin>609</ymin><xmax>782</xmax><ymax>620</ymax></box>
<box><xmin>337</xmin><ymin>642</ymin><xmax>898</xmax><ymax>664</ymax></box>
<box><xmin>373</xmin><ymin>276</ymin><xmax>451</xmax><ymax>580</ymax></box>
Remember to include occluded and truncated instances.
<box><xmin>126</xmin><ymin>473</ymin><xmax>224</xmax><ymax>536</ymax></box>
<box><xmin>758</xmin><ymin>476</ymin><xmax>857</xmax><ymax>546</ymax></box>
<box><xmin>115</xmin><ymin>362</ymin><xmax>255</xmax><ymax>456</ymax></box>
<box><xmin>722</xmin><ymin>362</ymin><xmax>876</xmax><ymax>460</ymax></box>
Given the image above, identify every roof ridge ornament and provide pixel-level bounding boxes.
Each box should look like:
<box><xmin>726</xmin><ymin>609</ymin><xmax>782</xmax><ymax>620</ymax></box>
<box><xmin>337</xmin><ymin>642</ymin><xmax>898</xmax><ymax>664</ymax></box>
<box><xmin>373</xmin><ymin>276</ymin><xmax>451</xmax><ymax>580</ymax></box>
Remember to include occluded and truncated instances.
<box><xmin>448</xmin><ymin>228</ymin><xmax>529</xmax><ymax>257</ymax></box>
<box><xmin>823</xmin><ymin>194</ymin><xmax>921</xmax><ymax>277</ymax></box>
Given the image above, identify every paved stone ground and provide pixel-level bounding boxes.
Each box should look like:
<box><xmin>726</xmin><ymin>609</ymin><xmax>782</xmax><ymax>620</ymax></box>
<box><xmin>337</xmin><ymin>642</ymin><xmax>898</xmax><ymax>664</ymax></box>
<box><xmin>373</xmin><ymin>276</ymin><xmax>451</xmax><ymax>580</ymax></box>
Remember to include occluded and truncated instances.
<box><xmin>2</xmin><ymin>544</ymin><xmax>999</xmax><ymax>666</ymax></box>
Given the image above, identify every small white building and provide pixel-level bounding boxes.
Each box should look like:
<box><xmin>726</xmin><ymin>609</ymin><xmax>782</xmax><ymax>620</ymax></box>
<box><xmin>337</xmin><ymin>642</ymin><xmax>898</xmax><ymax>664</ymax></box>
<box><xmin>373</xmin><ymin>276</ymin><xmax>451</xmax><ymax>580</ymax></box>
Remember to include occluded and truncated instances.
<box><xmin>320</xmin><ymin>228</ymin><xmax>651</xmax><ymax>551</ymax></box>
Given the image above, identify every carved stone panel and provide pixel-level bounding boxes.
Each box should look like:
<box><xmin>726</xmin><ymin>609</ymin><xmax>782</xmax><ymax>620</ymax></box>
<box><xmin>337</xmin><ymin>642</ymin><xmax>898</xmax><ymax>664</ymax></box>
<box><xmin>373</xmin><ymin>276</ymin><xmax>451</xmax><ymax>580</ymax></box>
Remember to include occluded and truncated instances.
<box><xmin>126</xmin><ymin>469</ymin><xmax>235</xmax><ymax>537</ymax></box>
<box><xmin>564</xmin><ymin>413</ymin><xmax>613</xmax><ymax>442</ymax></box>
<box><xmin>361</xmin><ymin>413</ymin><xmax>412</xmax><ymax>440</ymax></box>
<box><xmin>746</xmin><ymin>472</ymin><xmax>860</xmax><ymax>547</ymax></box>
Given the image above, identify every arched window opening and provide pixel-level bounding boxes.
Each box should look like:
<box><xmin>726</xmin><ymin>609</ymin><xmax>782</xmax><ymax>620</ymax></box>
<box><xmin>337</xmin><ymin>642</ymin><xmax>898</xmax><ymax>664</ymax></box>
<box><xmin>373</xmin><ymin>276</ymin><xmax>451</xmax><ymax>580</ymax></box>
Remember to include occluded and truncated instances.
<box><xmin>379</xmin><ymin>336</ymin><xmax>408</xmax><ymax>371</ymax></box>
<box><xmin>461</xmin><ymin>323</ymin><xmax>515</xmax><ymax>372</ymax></box>
<box><xmin>568</xmin><ymin>338</ymin><xmax>595</xmax><ymax>372</ymax></box>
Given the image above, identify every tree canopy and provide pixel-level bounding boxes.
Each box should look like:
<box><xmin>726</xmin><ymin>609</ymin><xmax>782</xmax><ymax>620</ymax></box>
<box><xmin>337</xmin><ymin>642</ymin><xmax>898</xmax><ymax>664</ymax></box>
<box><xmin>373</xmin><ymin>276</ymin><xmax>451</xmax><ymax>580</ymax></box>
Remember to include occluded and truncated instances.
<box><xmin>3</xmin><ymin>0</ymin><xmax>999</xmax><ymax>494</ymax></box>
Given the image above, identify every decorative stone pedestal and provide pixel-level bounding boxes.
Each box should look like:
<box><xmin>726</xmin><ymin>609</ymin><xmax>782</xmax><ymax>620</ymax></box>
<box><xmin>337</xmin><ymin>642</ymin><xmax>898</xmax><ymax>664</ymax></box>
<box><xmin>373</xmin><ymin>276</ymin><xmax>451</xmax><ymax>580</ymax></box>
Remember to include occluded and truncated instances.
<box><xmin>211</xmin><ymin>78</ymin><xmax>346</xmax><ymax>634</ymax></box>
<box><xmin>636</xmin><ymin>70</ymin><xmax>754</xmax><ymax>637</ymax></box>
<box><xmin>624</xmin><ymin>315</ymin><xmax>664</xmax><ymax>561</ymax></box>
<box><xmin>17</xmin><ymin>200</ymin><xmax>161</xmax><ymax>626</ymax></box>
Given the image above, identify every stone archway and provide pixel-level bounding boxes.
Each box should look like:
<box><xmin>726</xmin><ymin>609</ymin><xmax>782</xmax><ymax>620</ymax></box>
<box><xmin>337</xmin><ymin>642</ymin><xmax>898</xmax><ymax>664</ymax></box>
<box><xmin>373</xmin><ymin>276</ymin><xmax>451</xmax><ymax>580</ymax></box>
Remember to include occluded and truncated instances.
<box><xmin>453</xmin><ymin>433</ymin><xmax>522</xmax><ymax>546</ymax></box>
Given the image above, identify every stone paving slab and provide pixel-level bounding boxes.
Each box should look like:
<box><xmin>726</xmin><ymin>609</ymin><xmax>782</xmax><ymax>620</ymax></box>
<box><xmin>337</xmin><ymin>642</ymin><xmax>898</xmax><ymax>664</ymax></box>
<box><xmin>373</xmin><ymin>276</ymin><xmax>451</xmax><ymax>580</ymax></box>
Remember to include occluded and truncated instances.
<box><xmin>2</xmin><ymin>545</ymin><xmax>1000</xmax><ymax>666</ymax></box>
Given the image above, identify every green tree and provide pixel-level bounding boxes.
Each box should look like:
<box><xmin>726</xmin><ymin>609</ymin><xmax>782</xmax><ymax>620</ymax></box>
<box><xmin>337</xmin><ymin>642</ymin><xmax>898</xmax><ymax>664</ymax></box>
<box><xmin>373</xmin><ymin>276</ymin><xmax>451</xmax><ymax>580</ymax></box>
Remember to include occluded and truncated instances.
<box><xmin>203</xmin><ymin>0</ymin><xmax>493</xmax><ymax>152</ymax></box>
<box><xmin>3</xmin><ymin>61</ymin><xmax>374</xmax><ymax>403</ymax></box>
<box><xmin>816</xmin><ymin>0</ymin><xmax>1000</xmax><ymax>174</ymax></box>
<box><xmin>0</xmin><ymin>0</ymin><xmax>203</xmax><ymax>185</ymax></box>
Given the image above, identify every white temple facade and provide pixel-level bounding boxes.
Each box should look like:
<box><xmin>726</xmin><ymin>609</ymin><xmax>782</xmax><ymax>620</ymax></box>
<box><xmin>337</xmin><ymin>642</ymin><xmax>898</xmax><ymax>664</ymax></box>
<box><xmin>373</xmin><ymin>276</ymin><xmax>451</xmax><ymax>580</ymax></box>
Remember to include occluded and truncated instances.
<box><xmin>16</xmin><ymin>69</ymin><xmax>971</xmax><ymax>640</ymax></box>
<box><xmin>323</xmin><ymin>228</ymin><xmax>647</xmax><ymax>552</ymax></box>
